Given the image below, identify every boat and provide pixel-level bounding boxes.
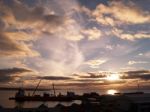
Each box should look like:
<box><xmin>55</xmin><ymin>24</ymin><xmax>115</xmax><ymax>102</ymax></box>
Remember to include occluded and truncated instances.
<box><xmin>9</xmin><ymin>80</ymin><xmax>77</xmax><ymax>102</ymax></box>
<box><xmin>9</xmin><ymin>92</ymin><xmax>74</xmax><ymax>102</ymax></box>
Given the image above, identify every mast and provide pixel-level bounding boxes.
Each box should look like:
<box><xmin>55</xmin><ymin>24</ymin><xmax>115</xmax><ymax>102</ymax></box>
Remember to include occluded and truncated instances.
<box><xmin>52</xmin><ymin>83</ymin><xmax>56</xmax><ymax>96</ymax></box>
<box><xmin>32</xmin><ymin>79</ymin><xmax>42</xmax><ymax>96</ymax></box>
<box><xmin>137</xmin><ymin>80</ymin><xmax>140</xmax><ymax>92</ymax></box>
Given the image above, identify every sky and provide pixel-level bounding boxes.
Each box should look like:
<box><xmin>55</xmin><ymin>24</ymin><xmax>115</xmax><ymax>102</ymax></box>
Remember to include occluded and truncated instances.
<box><xmin>0</xmin><ymin>0</ymin><xmax>150</xmax><ymax>91</ymax></box>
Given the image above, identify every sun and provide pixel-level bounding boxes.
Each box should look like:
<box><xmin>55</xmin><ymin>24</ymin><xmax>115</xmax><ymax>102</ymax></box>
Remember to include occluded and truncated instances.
<box><xmin>107</xmin><ymin>89</ymin><xmax>118</xmax><ymax>95</ymax></box>
<box><xmin>106</xmin><ymin>73</ymin><xmax>120</xmax><ymax>81</ymax></box>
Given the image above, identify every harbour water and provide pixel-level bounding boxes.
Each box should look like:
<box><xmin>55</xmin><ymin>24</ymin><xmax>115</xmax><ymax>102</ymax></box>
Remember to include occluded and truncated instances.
<box><xmin>0</xmin><ymin>89</ymin><xmax>150</xmax><ymax>108</ymax></box>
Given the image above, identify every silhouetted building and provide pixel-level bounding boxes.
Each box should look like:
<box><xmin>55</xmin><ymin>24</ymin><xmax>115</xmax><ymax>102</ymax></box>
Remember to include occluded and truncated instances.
<box><xmin>126</xmin><ymin>93</ymin><xmax>150</xmax><ymax>112</ymax></box>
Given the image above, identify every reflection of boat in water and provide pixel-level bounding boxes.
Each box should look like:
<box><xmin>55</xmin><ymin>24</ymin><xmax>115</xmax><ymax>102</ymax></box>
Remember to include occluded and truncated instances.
<box><xmin>9</xmin><ymin>80</ymin><xmax>77</xmax><ymax>102</ymax></box>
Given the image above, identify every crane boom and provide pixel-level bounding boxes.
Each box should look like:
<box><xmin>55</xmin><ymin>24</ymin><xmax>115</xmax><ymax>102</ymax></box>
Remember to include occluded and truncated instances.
<box><xmin>32</xmin><ymin>79</ymin><xmax>42</xmax><ymax>96</ymax></box>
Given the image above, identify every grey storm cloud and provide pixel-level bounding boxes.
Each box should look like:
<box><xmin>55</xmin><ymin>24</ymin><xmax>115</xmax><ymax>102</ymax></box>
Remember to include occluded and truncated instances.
<box><xmin>124</xmin><ymin>70</ymin><xmax>149</xmax><ymax>75</ymax></box>
<box><xmin>37</xmin><ymin>76</ymin><xmax>73</xmax><ymax>81</ymax></box>
<box><xmin>74</xmin><ymin>72</ymin><xmax>106</xmax><ymax>79</ymax></box>
<box><xmin>121</xmin><ymin>70</ymin><xmax>150</xmax><ymax>80</ymax></box>
<box><xmin>0</xmin><ymin>67</ymin><xmax>32</xmax><ymax>82</ymax></box>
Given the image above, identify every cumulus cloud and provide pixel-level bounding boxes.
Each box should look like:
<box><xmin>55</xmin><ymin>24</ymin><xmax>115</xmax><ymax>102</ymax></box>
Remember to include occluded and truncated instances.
<box><xmin>119</xmin><ymin>32</ymin><xmax>150</xmax><ymax>40</ymax></box>
<box><xmin>91</xmin><ymin>1</ymin><xmax>150</xmax><ymax>41</ymax></box>
<box><xmin>55</xmin><ymin>18</ymin><xmax>84</xmax><ymax>41</ymax></box>
<box><xmin>93</xmin><ymin>1</ymin><xmax>150</xmax><ymax>25</ymax></box>
<box><xmin>111</xmin><ymin>27</ymin><xmax>150</xmax><ymax>40</ymax></box>
<box><xmin>82</xmin><ymin>27</ymin><xmax>102</xmax><ymax>40</ymax></box>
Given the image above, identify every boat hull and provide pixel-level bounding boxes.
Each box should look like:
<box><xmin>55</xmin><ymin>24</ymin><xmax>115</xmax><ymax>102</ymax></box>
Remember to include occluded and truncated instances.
<box><xmin>9</xmin><ymin>96</ymin><xmax>74</xmax><ymax>102</ymax></box>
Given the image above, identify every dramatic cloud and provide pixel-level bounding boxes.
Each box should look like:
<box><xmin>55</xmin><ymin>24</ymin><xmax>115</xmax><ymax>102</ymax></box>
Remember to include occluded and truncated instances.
<box><xmin>0</xmin><ymin>0</ymin><xmax>85</xmax><ymax>77</ymax></box>
<box><xmin>37</xmin><ymin>76</ymin><xmax>73</xmax><ymax>81</ymax></box>
<box><xmin>121</xmin><ymin>70</ymin><xmax>150</xmax><ymax>80</ymax></box>
<box><xmin>0</xmin><ymin>67</ymin><xmax>32</xmax><ymax>82</ymax></box>
<box><xmin>0</xmin><ymin>0</ymin><xmax>83</xmax><ymax>54</ymax></box>
<box><xmin>0</xmin><ymin>0</ymin><xmax>64</xmax><ymax>27</ymax></box>
<box><xmin>124</xmin><ymin>70</ymin><xmax>150</xmax><ymax>75</ymax></box>
<box><xmin>0</xmin><ymin>33</ymin><xmax>39</xmax><ymax>57</ymax></box>
<box><xmin>0</xmin><ymin>0</ymin><xmax>149</xmax><ymax>89</ymax></box>
<box><xmin>0</xmin><ymin>1</ymin><xmax>42</xmax><ymax>57</ymax></box>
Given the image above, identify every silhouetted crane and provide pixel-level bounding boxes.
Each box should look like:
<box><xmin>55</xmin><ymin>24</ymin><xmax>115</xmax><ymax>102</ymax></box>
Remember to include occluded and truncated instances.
<box><xmin>32</xmin><ymin>79</ymin><xmax>42</xmax><ymax>96</ymax></box>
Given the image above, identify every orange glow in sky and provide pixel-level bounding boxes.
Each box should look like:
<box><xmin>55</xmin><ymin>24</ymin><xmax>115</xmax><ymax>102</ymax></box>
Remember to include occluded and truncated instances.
<box><xmin>107</xmin><ymin>89</ymin><xmax>118</xmax><ymax>95</ymax></box>
<box><xmin>106</xmin><ymin>73</ymin><xmax>120</xmax><ymax>81</ymax></box>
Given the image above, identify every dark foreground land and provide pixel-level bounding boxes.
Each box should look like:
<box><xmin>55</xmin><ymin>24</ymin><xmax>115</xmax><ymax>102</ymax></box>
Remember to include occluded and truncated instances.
<box><xmin>0</xmin><ymin>92</ymin><xmax>150</xmax><ymax>112</ymax></box>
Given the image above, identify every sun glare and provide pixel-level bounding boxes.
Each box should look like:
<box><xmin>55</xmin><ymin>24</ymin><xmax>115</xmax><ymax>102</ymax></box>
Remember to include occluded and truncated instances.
<box><xmin>107</xmin><ymin>89</ymin><xmax>118</xmax><ymax>95</ymax></box>
<box><xmin>106</xmin><ymin>73</ymin><xmax>120</xmax><ymax>81</ymax></box>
